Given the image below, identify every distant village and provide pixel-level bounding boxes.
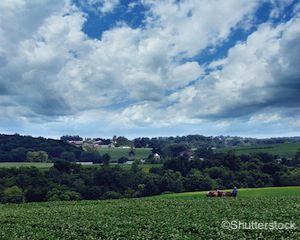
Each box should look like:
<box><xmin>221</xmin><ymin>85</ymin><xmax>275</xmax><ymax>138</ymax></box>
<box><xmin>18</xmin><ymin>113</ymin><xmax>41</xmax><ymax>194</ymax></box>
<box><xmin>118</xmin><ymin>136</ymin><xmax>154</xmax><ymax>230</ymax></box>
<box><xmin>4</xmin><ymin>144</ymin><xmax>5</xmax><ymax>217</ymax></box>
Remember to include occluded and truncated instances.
<box><xmin>62</xmin><ymin>136</ymin><xmax>161</xmax><ymax>165</ymax></box>
<box><xmin>67</xmin><ymin>139</ymin><xmax>129</xmax><ymax>149</ymax></box>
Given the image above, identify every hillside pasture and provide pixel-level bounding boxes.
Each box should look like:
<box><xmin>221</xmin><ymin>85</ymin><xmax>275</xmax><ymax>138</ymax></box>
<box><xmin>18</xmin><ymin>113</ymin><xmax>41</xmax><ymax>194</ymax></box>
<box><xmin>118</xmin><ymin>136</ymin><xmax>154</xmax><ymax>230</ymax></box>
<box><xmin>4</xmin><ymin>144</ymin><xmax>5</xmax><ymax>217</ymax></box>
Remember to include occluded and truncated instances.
<box><xmin>97</xmin><ymin>147</ymin><xmax>152</xmax><ymax>161</ymax></box>
<box><xmin>217</xmin><ymin>142</ymin><xmax>300</xmax><ymax>158</ymax></box>
<box><xmin>0</xmin><ymin>162</ymin><xmax>53</xmax><ymax>169</ymax></box>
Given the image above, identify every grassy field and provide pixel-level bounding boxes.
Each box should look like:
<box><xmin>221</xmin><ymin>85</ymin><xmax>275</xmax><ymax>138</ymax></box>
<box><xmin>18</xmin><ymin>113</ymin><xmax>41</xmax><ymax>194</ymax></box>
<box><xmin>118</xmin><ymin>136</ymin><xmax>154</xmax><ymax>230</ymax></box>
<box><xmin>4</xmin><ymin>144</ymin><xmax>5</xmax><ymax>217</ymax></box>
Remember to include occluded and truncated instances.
<box><xmin>0</xmin><ymin>162</ymin><xmax>53</xmax><ymax>168</ymax></box>
<box><xmin>155</xmin><ymin>186</ymin><xmax>300</xmax><ymax>199</ymax></box>
<box><xmin>217</xmin><ymin>142</ymin><xmax>300</xmax><ymax>158</ymax></box>
<box><xmin>0</xmin><ymin>187</ymin><xmax>299</xmax><ymax>239</ymax></box>
<box><xmin>98</xmin><ymin>147</ymin><xmax>152</xmax><ymax>161</ymax></box>
<box><xmin>0</xmin><ymin>162</ymin><xmax>161</xmax><ymax>173</ymax></box>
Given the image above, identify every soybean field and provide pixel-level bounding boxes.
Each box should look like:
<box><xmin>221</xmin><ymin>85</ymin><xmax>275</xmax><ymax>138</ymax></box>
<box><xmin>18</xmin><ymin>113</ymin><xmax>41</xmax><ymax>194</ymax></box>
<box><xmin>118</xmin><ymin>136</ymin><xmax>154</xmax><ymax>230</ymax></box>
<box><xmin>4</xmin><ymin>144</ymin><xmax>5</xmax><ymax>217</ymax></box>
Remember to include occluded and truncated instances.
<box><xmin>0</xmin><ymin>187</ymin><xmax>299</xmax><ymax>239</ymax></box>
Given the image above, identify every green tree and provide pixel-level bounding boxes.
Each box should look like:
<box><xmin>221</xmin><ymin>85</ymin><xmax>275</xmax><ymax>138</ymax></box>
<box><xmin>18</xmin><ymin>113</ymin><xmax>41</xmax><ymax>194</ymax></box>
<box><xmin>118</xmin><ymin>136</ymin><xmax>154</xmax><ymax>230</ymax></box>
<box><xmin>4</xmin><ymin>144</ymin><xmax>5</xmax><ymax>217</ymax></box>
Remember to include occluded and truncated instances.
<box><xmin>102</xmin><ymin>153</ymin><xmax>111</xmax><ymax>165</ymax></box>
<box><xmin>2</xmin><ymin>186</ymin><xmax>24</xmax><ymax>203</ymax></box>
<box><xmin>47</xmin><ymin>187</ymin><xmax>81</xmax><ymax>201</ymax></box>
<box><xmin>60</xmin><ymin>151</ymin><xmax>76</xmax><ymax>162</ymax></box>
<box><xmin>184</xmin><ymin>170</ymin><xmax>216</xmax><ymax>191</ymax></box>
<box><xmin>26</xmin><ymin>151</ymin><xmax>48</xmax><ymax>162</ymax></box>
<box><xmin>11</xmin><ymin>147</ymin><xmax>27</xmax><ymax>161</ymax></box>
<box><xmin>53</xmin><ymin>159</ymin><xmax>71</xmax><ymax>173</ymax></box>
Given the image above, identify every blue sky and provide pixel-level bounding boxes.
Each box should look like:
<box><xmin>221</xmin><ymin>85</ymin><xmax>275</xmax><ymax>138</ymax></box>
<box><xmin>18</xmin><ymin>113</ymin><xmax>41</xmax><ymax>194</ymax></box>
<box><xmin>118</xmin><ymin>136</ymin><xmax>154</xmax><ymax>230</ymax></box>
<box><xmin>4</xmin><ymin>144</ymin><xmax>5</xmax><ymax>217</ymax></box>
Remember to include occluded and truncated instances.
<box><xmin>0</xmin><ymin>0</ymin><xmax>300</xmax><ymax>139</ymax></box>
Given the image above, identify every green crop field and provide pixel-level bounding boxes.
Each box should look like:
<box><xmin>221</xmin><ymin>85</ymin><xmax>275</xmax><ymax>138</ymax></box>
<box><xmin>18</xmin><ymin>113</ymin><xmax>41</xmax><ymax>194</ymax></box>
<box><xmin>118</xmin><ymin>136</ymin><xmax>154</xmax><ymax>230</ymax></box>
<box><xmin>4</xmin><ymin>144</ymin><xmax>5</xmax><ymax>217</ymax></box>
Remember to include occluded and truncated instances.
<box><xmin>0</xmin><ymin>162</ymin><xmax>161</xmax><ymax>173</ymax></box>
<box><xmin>0</xmin><ymin>187</ymin><xmax>299</xmax><ymax>239</ymax></box>
<box><xmin>0</xmin><ymin>162</ymin><xmax>53</xmax><ymax>169</ymax></box>
<box><xmin>97</xmin><ymin>147</ymin><xmax>152</xmax><ymax>161</ymax></box>
<box><xmin>217</xmin><ymin>142</ymin><xmax>300</xmax><ymax>158</ymax></box>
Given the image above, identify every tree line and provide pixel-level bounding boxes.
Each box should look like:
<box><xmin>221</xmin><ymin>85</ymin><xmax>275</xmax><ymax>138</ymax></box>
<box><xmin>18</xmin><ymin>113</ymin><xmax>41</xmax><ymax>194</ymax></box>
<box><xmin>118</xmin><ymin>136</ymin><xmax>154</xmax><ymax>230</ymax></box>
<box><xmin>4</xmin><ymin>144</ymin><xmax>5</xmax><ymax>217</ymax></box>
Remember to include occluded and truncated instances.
<box><xmin>0</xmin><ymin>134</ymin><xmax>83</xmax><ymax>162</ymax></box>
<box><xmin>61</xmin><ymin>134</ymin><xmax>300</xmax><ymax>149</ymax></box>
<box><xmin>0</xmin><ymin>150</ymin><xmax>299</xmax><ymax>204</ymax></box>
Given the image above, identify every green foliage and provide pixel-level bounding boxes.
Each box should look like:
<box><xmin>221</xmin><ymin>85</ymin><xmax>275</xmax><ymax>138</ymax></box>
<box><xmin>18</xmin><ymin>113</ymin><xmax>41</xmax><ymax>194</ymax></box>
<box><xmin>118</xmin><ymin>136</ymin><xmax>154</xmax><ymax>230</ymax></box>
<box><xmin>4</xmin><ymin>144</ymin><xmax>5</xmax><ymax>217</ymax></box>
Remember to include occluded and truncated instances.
<box><xmin>162</xmin><ymin>143</ymin><xmax>189</xmax><ymax>157</ymax></box>
<box><xmin>26</xmin><ymin>151</ymin><xmax>49</xmax><ymax>162</ymax></box>
<box><xmin>53</xmin><ymin>159</ymin><xmax>71</xmax><ymax>173</ymax></box>
<box><xmin>0</xmin><ymin>149</ymin><xmax>300</xmax><ymax>204</ymax></box>
<box><xmin>47</xmin><ymin>187</ymin><xmax>81</xmax><ymax>201</ymax></box>
<box><xmin>2</xmin><ymin>185</ymin><xmax>24</xmax><ymax>203</ymax></box>
<box><xmin>102</xmin><ymin>153</ymin><xmax>110</xmax><ymax>165</ymax></box>
<box><xmin>114</xmin><ymin>136</ymin><xmax>132</xmax><ymax>147</ymax></box>
<box><xmin>60</xmin><ymin>135</ymin><xmax>83</xmax><ymax>141</ymax></box>
<box><xmin>101</xmin><ymin>191</ymin><xmax>122</xmax><ymax>200</ymax></box>
<box><xmin>60</xmin><ymin>152</ymin><xmax>76</xmax><ymax>162</ymax></box>
<box><xmin>0</xmin><ymin>188</ymin><xmax>299</xmax><ymax>239</ymax></box>
<box><xmin>0</xmin><ymin>134</ymin><xmax>83</xmax><ymax>162</ymax></box>
<box><xmin>184</xmin><ymin>169</ymin><xmax>216</xmax><ymax>191</ymax></box>
<box><xmin>80</xmin><ymin>150</ymin><xmax>102</xmax><ymax>163</ymax></box>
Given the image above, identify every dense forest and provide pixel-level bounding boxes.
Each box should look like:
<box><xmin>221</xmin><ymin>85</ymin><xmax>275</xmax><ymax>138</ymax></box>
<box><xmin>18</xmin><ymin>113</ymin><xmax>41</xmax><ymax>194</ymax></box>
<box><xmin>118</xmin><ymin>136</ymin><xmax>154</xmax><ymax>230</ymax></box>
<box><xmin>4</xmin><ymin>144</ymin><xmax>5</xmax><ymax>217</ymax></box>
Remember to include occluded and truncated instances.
<box><xmin>0</xmin><ymin>134</ymin><xmax>83</xmax><ymax>162</ymax></box>
<box><xmin>0</xmin><ymin>150</ymin><xmax>299</xmax><ymax>203</ymax></box>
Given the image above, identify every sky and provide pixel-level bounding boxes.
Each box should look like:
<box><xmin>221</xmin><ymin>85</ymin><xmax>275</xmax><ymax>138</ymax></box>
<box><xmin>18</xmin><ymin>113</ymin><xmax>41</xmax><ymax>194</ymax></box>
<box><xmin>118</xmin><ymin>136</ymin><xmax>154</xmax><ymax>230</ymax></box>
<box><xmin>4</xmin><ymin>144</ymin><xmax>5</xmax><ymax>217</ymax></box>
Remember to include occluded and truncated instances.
<box><xmin>0</xmin><ymin>0</ymin><xmax>300</xmax><ymax>139</ymax></box>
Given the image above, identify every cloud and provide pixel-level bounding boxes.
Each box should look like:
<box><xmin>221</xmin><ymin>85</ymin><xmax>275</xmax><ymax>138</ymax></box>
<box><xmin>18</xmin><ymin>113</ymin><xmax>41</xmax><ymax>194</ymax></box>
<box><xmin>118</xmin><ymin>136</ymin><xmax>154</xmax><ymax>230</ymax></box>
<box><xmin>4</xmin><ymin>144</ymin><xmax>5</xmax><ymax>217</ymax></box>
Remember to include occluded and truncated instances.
<box><xmin>99</xmin><ymin>0</ymin><xmax>119</xmax><ymax>14</ymax></box>
<box><xmin>269</xmin><ymin>0</ymin><xmax>294</xmax><ymax>19</ymax></box>
<box><xmin>77</xmin><ymin>0</ymin><xmax>119</xmax><ymax>15</ymax></box>
<box><xmin>0</xmin><ymin>0</ymin><xmax>25</xmax><ymax>10</ymax></box>
<box><xmin>164</xmin><ymin>16</ymin><xmax>300</xmax><ymax>121</ymax></box>
<box><xmin>143</xmin><ymin>0</ymin><xmax>259</xmax><ymax>58</ymax></box>
<box><xmin>0</xmin><ymin>0</ymin><xmax>299</xmax><ymax>137</ymax></box>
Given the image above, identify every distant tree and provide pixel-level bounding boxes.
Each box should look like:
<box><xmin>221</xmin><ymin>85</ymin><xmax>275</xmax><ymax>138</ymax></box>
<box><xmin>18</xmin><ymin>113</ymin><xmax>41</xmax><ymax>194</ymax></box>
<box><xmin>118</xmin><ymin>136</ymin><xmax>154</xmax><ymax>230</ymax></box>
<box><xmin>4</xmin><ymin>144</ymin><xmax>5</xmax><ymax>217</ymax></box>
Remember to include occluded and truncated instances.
<box><xmin>25</xmin><ymin>187</ymin><xmax>48</xmax><ymax>202</ymax></box>
<box><xmin>53</xmin><ymin>159</ymin><xmax>71</xmax><ymax>173</ymax></box>
<box><xmin>163</xmin><ymin>144</ymin><xmax>189</xmax><ymax>158</ymax></box>
<box><xmin>164</xmin><ymin>156</ymin><xmax>191</xmax><ymax>176</ymax></box>
<box><xmin>11</xmin><ymin>147</ymin><xmax>27</xmax><ymax>162</ymax></box>
<box><xmin>102</xmin><ymin>153</ymin><xmax>111</xmax><ymax>165</ymax></box>
<box><xmin>130</xmin><ymin>162</ymin><xmax>141</xmax><ymax>173</ymax></box>
<box><xmin>133</xmin><ymin>137</ymin><xmax>150</xmax><ymax>148</ymax></box>
<box><xmin>0</xmin><ymin>151</ymin><xmax>13</xmax><ymax>162</ymax></box>
<box><xmin>60</xmin><ymin>151</ymin><xmax>76</xmax><ymax>162</ymax></box>
<box><xmin>80</xmin><ymin>151</ymin><xmax>102</xmax><ymax>163</ymax></box>
<box><xmin>262</xmin><ymin>162</ymin><xmax>285</xmax><ymax>175</ymax></box>
<box><xmin>26</xmin><ymin>151</ymin><xmax>48</xmax><ymax>162</ymax></box>
<box><xmin>115</xmin><ymin>136</ymin><xmax>132</xmax><ymax>147</ymax></box>
<box><xmin>2</xmin><ymin>186</ymin><xmax>24</xmax><ymax>203</ymax></box>
<box><xmin>60</xmin><ymin>135</ymin><xmax>83</xmax><ymax>141</ymax></box>
<box><xmin>184</xmin><ymin>170</ymin><xmax>216</xmax><ymax>191</ymax></box>
<box><xmin>47</xmin><ymin>187</ymin><xmax>81</xmax><ymax>201</ymax></box>
<box><xmin>255</xmin><ymin>153</ymin><xmax>274</xmax><ymax>163</ymax></box>
<box><xmin>195</xmin><ymin>147</ymin><xmax>214</xmax><ymax>159</ymax></box>
<box><xmin>101</xmin><ymin>191</ymin><xmax>122</xmax><ymax>200</ymax></box>
<box><xmin>161</xmin><ymin>170</ymin><xmax>183</xmax><ymax>193</ymax></box>
<box><xmin>142</xmin><ymin>179</ymin><xmax>160</xmax><ymax>196</ymax></box>
<box><xmin>128</xmin><ymin>145</ymin><xmax>136</xmax><ymax>157</ymax></box>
